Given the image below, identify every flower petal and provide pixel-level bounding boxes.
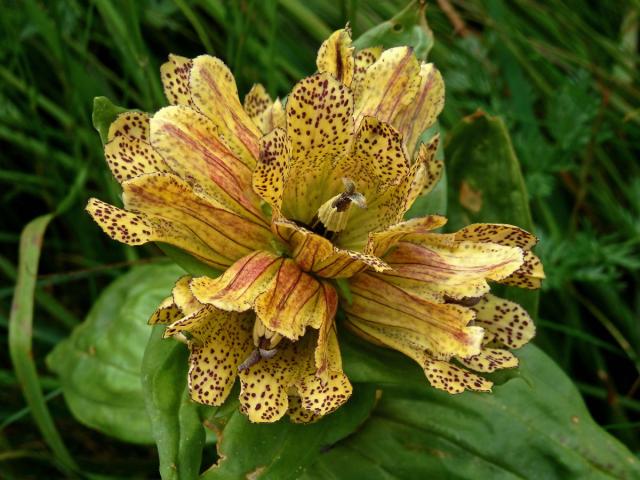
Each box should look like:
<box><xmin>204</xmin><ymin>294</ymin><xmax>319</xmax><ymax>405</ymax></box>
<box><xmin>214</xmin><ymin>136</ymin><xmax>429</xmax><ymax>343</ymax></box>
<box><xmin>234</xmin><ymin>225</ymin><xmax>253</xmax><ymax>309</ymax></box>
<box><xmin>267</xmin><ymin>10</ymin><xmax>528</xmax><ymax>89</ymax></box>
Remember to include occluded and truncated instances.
<box><xmin>353</xmin><ymin>47</ymin><xmax>421</xmax><ymax>126</ymax></box>
<box><xmin>172</xmin><ymin>275</ymin><xmax>203</xmax><ymax>315</ymax></box>
<box><xmin>86</xmin><ymin>198</ymin><xmax>230</xmax><ymax>269</ymax></box>
<box><xmin>148</xmin><ymin>296</ymin><xmax>181</xmax><ymax>325</ymax></box>
<box><xmin>187</xmin><ymin>309</ymin><xmax>254</xmax><ymax>406</ymax></box>
<box><xmin>378</xmin><ymin>239</ymin><xmax>523</xmax><ymax>302</ymax></box>
<box><xmin>392</xmin><ymin>63</ymin><xmax>445</xmax><ymax>159</ymax></box>
<box><xmin>499</xmin><ymin>250</ymin><xmax>545</xmax><ymax>289</ymax></box>
<box><xmin>473</xmin><ymin>294</ymin><xmax>535</xmax><ymax>349</ymax></box>
<box><xmin>252</xmin><ymin>127</ymin><xmax>290</xmax><ymax>210</ymax></box>
<box><xmin>338</xmin><ymin>136</ymin><xmax>441</xmax><ymax>250</ymax></box>
<box><xmin>190</xmin><ymin>251</ymin><xmax>283</xmax><ymax>312</ymax></box>
<box><xmin>272</xmin><ymin>218</ymin><xmax>389</xmax><ymax>278</ymax></box>
<box><xmin>287</xmin><ymin>395</ymin><xmax>320</xmax><ymax>424</ymax></box>
<box><xmin>254</xmin><ymin>262</ymin><xmax>338</xmax><ymax>340</ymax></box>
<box><xmin>189</xmin><ymin>55</ymin><xmax>260</xmax><ymax>166</ymax></box>
<box><xmin>104</xmin><ymin>134</ymin><xmax>171</xmax><ymax>184</ymax></box>
<box><xmin>351</xmin><ymin>47</ymin><xmax>382</xmax><ymax>96</ymax></box>
<box><xmin>238</xmin><ymin>331</ymin><xmax>351</xmax><ymax>423</ymax></box>
<box><xmin>122</xmin><ymin>173</ymin><xmax>273</xmax><ymax>265</ymax></box>
<box><xmin>243</xmin><ymin>83</ymin><xmax>272</xmax><ymax>127</ymax></box>
<box><xmin>368</xmin><ymin>215</ymin><xmax>448</xmax><ymax>258</ymax></box>
<box><xmin>345</xmin><ymin>273</ymin><xmax>483</xmax><ymax>359</ymax></box>
<box><xmin>107</xmin><ymin>111</ymin><xmax>150</xmax><ymax>142</ymax></box>
<box><xmin>160</xmin><ymin>54</ymin><xmax>194</xmax><ymax>106</ymax></box>
<box><xmin>457</xmin><ymin>348</ymin><xmax>519</xmax><ymax>373</ymax></box>
<box><xmin>150</xmin><ymin>105</ymin><xmax>266</xmax><ymax>224</ymax></box>
<box><xmin>282</xmin><ymin>73</ymin><xmax>354</xmax><ymax>223</ymax></box>
<box><xmin>316</xmin><ymin>28</ymin><xmax>355</xmax><ymax>86</ymax></box>
<box><xmin>455</xmin><ymin>223</ymin><xmax>538</xmax><ymax>250</ymax></box>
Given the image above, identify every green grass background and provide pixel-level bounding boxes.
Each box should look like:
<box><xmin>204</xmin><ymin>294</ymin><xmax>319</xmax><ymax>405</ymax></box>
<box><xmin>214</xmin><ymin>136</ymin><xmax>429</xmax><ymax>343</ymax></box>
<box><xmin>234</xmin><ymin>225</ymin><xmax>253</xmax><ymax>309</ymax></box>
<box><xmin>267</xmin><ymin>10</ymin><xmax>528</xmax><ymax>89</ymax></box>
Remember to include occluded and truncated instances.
<box><xmin>0</xmin><ymin>0</ymin><xmax>638</xmax><ymax>477</ymax></box>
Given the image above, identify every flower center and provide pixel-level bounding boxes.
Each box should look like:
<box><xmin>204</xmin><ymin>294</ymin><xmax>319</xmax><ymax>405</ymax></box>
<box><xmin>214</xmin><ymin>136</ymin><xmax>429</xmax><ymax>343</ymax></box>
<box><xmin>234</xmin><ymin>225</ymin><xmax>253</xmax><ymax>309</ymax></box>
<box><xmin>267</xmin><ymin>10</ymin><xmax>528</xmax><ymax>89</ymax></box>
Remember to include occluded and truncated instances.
<box><xmin>310</xmin><ymin>178</ymin><xmax>366</xmax><ymax>240</ymax></box>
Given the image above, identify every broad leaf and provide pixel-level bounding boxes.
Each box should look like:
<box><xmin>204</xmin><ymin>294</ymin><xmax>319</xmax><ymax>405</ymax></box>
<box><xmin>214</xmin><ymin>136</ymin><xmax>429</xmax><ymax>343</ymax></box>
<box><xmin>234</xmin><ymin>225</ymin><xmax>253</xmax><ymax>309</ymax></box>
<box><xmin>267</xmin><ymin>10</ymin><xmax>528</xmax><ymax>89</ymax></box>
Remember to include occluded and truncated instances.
<box><xmin>445</xmin><ymin>111</ymin><xmax>538</xmax><ymax>315</ymax></box>
<box><xmin>142</xmin><ymin>326</ymin><xmax>207</xmax><ymax>480</ymax></box>
<box><xmin>306</xmin><ymin>333</ymin><xmax>640</xmax><ymax>479</ymax></box>
<box><xmin>47</xmin><ymin>263</ymin><xmax>183</xmax><ymax>444</ymax></box>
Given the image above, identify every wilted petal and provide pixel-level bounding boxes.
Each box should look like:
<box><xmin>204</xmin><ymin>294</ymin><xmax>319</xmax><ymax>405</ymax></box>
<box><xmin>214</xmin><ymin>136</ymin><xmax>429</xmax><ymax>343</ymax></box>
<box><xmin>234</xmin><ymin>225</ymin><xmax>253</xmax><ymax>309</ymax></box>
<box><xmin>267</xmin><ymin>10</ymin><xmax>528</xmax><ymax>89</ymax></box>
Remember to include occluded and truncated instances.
<box><xmin>150</xmin><ymin>105</ymin><xmax>266</xmax><ymax>224</ymax></box>
<box><xmin>353</xmin><ymin>47</ymin><xmax>421</xmax><ymax>127</ymax></box>
<box><xmin>473</xmin><ymin>294</ymin><xmax>535</xmax><ymax>349</ymax></box>
<box><xmin>457</xmin><ymin>348</ymin><xmax>519</xmax><ymax>373</ymax></box>
<box><xmin>282</xmin><ymin>73</ymin><xmax>354</xmax><ymax>223</ymax></box>
<box><xmin>345</xmin><ymin>273</ymin><xmax>484</xmax><ymax>359</ymax></box>
<box><xmin>316</xmin><ymin>28</ymin><xmax>355</xmax><ymax>86</ymax></box>
<box><xmin>392</xmin><ymin>63</ymin><xmax>445</xmax><ymax>159</ymax></box>
<box><xmin>378</xmin><ymin>239</ymin><xmax>523</xmax><ymax>303</ymax></box>
<box><xmin>189</xmin><ymin>55</ymin><xmax>260</xmax><ymax>166</ymax></box>
<box><xmin>86</xmin><ymin>198</ymin><xmax>231</xmax><ymax>269</ymax></box>
<box><xmin>160</xmin><ymin>54</ymin><xmax>194</xmax><ymax>106</ymax></box>
<box><xmin>252</xmin><ymin>128</ymin><xmax>290</xmax><ymax>210</ymax></box>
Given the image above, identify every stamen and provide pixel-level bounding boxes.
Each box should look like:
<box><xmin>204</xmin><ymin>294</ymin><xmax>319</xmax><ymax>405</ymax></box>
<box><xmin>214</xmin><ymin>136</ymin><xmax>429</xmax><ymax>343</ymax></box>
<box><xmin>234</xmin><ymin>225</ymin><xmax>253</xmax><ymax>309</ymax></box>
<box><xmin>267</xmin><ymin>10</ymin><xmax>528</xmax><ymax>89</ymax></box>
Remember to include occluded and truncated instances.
<box><xmin>313</xmin><ymin>178</ymin><xmax>366</xmax><ymax>238</ymax></box>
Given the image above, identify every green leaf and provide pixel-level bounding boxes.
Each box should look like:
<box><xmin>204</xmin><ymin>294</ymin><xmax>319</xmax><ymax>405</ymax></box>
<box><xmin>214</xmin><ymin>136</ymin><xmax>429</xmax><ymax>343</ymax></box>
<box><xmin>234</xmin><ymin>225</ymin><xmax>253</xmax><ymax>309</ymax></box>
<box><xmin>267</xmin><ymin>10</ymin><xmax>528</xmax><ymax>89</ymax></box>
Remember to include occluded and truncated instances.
<box><xmin>353</xmin><ymin>0</ymin><xmax>433</xmax><ymax>61</ymax></box>
<box><xmin>47</xmin><ymin>263</ymin><xmax>184</xmax><ymax>445</ymax></box>
<box><xmin>92</xmin><ymin>96</ymin><xmax>128</xmax><ymax>145</ymax></box>
<box><xmin>445</xmin><ymin>111</ymin><xmax>538</xmax><ymax>315</ymax></box>
<box><xmin>142</xmin><ymin>326</ymin><xmax>207</xmax><ymax>480</ymax></box>
<box><xmin>9</xmin><ymin>214</ymin><xmax>78</xmax><ymax>475</ymax></box>
<box><xmin>304</xmin><ymin>332</ymin><xmax>640</xmax><ymax>479</ymax></box>
<box><xmin>201</xmin><ymin>384</ymin><xmax>377</xmax><ymax>480</ymax></box>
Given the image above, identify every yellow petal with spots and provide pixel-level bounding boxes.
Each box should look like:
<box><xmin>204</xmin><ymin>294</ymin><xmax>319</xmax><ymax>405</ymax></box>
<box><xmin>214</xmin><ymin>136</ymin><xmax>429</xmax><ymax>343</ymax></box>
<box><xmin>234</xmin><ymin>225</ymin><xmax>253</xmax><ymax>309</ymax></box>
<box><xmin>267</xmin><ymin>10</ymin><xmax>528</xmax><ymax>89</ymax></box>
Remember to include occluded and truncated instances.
<box><xmin>104</xmin><ymin>134</ymin><xmax>171</xmax><ymax>184</ymax></box>
<box><xmin>172</xmin><ymin>275</ymin><xmax>203</xmax><ymax>316</ymax></box>
<box><xmin>261</xmin><ymin>98</ymin><xmax>286</xmax><ymax>134</ymax></box>
<box><xmin>254</xmin><ymin>262</ymin><xmax>338</xmax><ymax>340</ymax></box>
<box><xmin>189</xmin><ymin>55</ymin><xmax>260</xmax><ymax>166</ymax></box>
<box><xmin>351</xmin><ymin>47</ymin><xmax>382</xmax><ymax>97</ymax></box>
<box><xmin>190</xmin><ymin>251</ymin><xmax>283</xmax><ymax>312</ymax></box>
<box><xmin>499</xmin><ymin>250</ymin><xmax>545</xmax><ymax>289</ymax></box>
<box><xmin>337</xmin><ymin>136</ymin><xmax>441</xmax><ymax>250</ymax></box>
<box><xmin>150</xmin><ymin>105</ymin><xmax>266</xmax><ymax>225</ymax></box>
<box><xmin>107</xmin><ymin>111</ymin><xmax>150</xmax><ymax>142</ymax></box>
<box><xmin>282</xmin><ymin>73</ymin><xmax>354</xmax><ymax>224</ymax></box>
<box><xmin>163</xmin><ymin>303</ymin><xmax>217</xmax><ymax>343</ymax></box>
<box><xmin>473</xmin><ymin>294</ymin><xmax>536</xmax><ymax>349</ymax></box>
<box><xmin>287</xmin><ymin>395</ymin><xmax>321</xmax><ymax>424</ymax></box>
<box><xmin>272</xmin><ymin>218</ymin><xmax>389</xmax><ymax>278</ymax></box>
<box><xmin>188</xmin><ymin>310</ymin><xmax>254</xmax><ymax>406</ymax></box>
<box><xmin>243</xmin><ymin>83</ymin><xmax>272</xmax><ymax>127</ymax></box>
<box><xmin>353</xmin><ymin>47</ymin><xmax>421</xmax><ymax>127</ymax></box>
<box><xmin>122</xmin><ymin>173</ymin><xmax>272</xmax><ymax>265</ymax></box>
<box><xmin>316</xmin><ymin>28</ymin><xmax>355</xmax><ymax>86</ymax></box>
<box><xmin>86</xmin><ymin>198</ymin><xmax>230</xmax><ymax>269</ymax></box>
<box><xmin>378</xmin><ymin>239</ymin><xmax>523</xmax><ymax>303</ymax></box>
<box><xmin>368</xmin><ymin>215</ymin><xmax>448</xmax><ymax>258</ymax></box>
<box><xmin>455</xmin><ymin>223</ymin><xmax>538</xmax><ymax>250</ymax></box>
<box><xmin>160</xmin><ymin>54</ymin><xmax>193</xmax><ymax>106</ymax></box>
<box><xmin>392</xmin><ymin>63</ymin><xmax>445</xmax><ymax>159</ymax></box>
<box><xmin>345</xmin><ymin>273</ymin><xmax>483</xmax><ymax>359</ymax></box>
<box><xmin>252</xmin><ymin>128</ymin><xmax>290</xmax><ymax>210</ymax></box>
<box><xmin>148</xmin><ymin>296</ymin><xmax>181</xmax><ymax>325</ymax></box>
<box><xmin>238</xmin><ymin>332</ymin><xmax>351</xmax><ymax>423</ymax></box>
<box><xmin>346</xmin><ymin>317</ymin><xmax>491</xmax><ymax>393</ymax></box>
<box><xmin>457</xmin><ymin>348</ymin><xmax>519</xmax><ymax>373</ymax></box>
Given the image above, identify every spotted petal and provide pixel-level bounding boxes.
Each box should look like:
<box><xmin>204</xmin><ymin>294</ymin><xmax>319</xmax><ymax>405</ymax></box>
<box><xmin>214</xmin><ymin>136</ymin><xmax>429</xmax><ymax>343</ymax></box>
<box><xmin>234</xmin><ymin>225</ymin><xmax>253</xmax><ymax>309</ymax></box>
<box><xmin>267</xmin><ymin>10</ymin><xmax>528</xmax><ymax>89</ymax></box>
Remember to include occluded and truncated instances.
<box><xmin>281</xmin><ymin>73</ymin><xmax>354</xmax><ymax>224</ymax></box>
<box><xmin>150</xmin><ymin>105</ymin><xmax>266</xmax><ymax>224</ymax></box>
<box><xmin>345</xmin><ymin>273</ymin><xmax>484</xmax><ymax>359</ymax></box>
<box><xmin>316</xmin><ymin>28</ymin><xmax>355</xmax><ymax>85</ymax></box>
<box><xmin>473</xmin><ymin>294</ymin><xmax>535</xmax><ymax>349</ymax></box>
<box><xmin>160</xmin><ymin>54</ymin><xmax>194</xmax><ymax>106</ymax></box>
<box><xmin>252</xmin><ymin>128</ymin><xmax>290</xmax><ymax>210</ymax></box>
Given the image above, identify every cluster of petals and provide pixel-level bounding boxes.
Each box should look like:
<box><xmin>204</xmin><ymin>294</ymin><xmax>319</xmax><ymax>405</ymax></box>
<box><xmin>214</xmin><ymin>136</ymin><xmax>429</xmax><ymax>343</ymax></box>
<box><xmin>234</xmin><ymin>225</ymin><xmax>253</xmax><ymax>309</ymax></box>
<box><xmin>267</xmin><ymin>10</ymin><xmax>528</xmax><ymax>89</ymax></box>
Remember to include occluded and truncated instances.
<box><xmin>87</xmin><ymin>28</ymin><xmax>544</xmax><ymax>423</ymax></box>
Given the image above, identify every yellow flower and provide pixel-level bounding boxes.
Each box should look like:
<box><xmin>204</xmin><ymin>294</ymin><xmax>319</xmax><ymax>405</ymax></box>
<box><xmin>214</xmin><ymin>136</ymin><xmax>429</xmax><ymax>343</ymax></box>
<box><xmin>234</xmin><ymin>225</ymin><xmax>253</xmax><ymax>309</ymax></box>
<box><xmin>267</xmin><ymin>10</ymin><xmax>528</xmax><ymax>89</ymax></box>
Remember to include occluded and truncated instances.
<box><xmin>87</xmin><ymin>28</ymin><xmax>544</xmax><ymax>423</ymax></box>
